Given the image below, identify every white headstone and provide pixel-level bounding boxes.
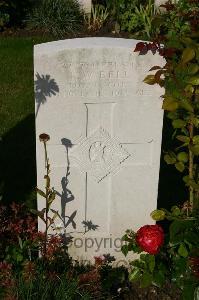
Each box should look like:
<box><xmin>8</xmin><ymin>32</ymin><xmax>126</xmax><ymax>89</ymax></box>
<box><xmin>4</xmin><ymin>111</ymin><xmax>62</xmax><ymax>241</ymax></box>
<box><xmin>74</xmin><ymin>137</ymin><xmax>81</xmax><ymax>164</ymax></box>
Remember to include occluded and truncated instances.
<box><xmin>34</xmin><ymin>38</ymin><xmax>164</xmax><ymax>265</ymax></box>
<box><xmin>78</xmin><ymin>0</ymin><xmax>91</xmax><ymax>13</ymax></box>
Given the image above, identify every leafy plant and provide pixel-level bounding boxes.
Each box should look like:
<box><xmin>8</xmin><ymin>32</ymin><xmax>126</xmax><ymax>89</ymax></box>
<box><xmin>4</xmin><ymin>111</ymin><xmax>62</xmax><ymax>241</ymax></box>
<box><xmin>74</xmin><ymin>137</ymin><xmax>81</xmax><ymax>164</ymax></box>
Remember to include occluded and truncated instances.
<box><xmin>28</xmin><ymin>0</ymin><xmax>84</xmax><ymax>37</ymax></box>
<box><xmin>30</xmin><ymin>133</ymin><xmax>59</xmax><ymax>257</ymax></box>
<box><xmin>120</xmin><ymin>0</ymin><xmax>159</xmax><ymax>38</ymax></box>
<box><xmin>0</xmin><ymin>263</ymin><xmax>91</xmax><ymax>300</ymax></box>
<box><xmin>104</xmin><ymin>0</ymin><xmax>149</xmax><ymax>34</ymax></box>
<box><xmin>0</xmin><ymin>203</ymin><xmax>38</xmax><ymax>264</ymax></box>
<box><xmin>122</xmin><ymin>0</ymin><xmax>199</xmax><ymax>298</ymax></box>
<box><xmin>84</xmin><ymin>4</ymin><xmax>109</xmax><ymax>31</ymax></box>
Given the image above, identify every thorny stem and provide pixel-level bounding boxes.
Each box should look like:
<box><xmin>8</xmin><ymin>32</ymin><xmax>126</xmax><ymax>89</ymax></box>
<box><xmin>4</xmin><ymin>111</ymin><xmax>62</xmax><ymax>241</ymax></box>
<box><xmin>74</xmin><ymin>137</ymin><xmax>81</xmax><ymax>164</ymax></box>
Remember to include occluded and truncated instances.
<box><xmin>189</xmin><ymin>122</ymin><xmax>194</xmax><ymax>213</ymax></box>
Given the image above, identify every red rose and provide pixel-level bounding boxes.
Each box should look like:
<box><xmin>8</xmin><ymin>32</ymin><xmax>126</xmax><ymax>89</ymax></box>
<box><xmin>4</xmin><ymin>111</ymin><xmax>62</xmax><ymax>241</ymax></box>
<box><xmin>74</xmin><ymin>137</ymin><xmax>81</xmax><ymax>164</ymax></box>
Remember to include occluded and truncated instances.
<box><xmin>136</xmin><ymin>225</ymin><xmax>164</xmax><ymax>254</ymax></box>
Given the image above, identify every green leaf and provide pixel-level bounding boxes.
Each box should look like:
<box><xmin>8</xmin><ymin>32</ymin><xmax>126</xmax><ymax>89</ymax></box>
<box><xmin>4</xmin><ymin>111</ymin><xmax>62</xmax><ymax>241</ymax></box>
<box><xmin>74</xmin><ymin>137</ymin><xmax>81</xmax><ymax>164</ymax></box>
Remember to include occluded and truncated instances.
<box><xmin>121</xmin><ymin>244</ymin><xmax>129</xmax><ymax>256</ymax></box>
<box><xmin>183</xmin><ymin>284</ymin><xmax>197</xmax><ymax>300</ymax></box>
<box><xmin>191</xmin><ymin>145</ymin><xmax>199</xmax><ymax>155</ymax></box>
<box><xmin>164</xmin><ymin>154</ymin><xmax>176</xmax><ymax>164</ymax></box>
<box><xmin>176</xmin><ymin>135</ymin><xmax>190</xmax><ymax>143</ymax></box>
<box><xmin>185</xmin><ymin>84</ymin><xmax>194</xmax><ymax>93</ymax></box>
<box><xmin>167</xmin><ymin>111</ymin><xmax>179</xmax><ymax>120</ymax></box>
<box><xmin>185</xmin><ymin>232</ymin><xmax>199</xmax><ymax>244</ymax></box>
<box><xmin>152</xmin><ymin>270</ymin><xmax>165</xmax><ymax>288</ymax></box>
<box><xmin>169</xmin><ymin>220</ymin><xmax>193</xmax><ymax>241</ymax></box>
<box><xmin>193</xmin><ymin>135</ymin><xmax>199</xmax><ymax>144</ymax></box>
<box><xmin>129</xmin><ymin>268</ymin><xmax>142</xmax><ymax>281</ymax></box>
<box><xmin>182</xmin><ymin>48</ymin><xmax>195</xmax><ymax>64</ymax></box>
<box><xmin>140</xmin><ymin>273</ymin><xmax>152</xmax><ymax>288</ymax></box>
<box><xmin>36</xmin><ymin>188</ymin><xmax>46</xmax><ymax>198</ymax></box>
<box><xmin>183</xmin><ymin>175</ymin><xmax>189</xmax><ymax>183</ymax></box>
<box><xmin>178</xmin><ymin>243</ymin><xmax>188</xmax><ymax>257</ymax></box>
<box><xmin>150</xmin><ymin>209</ymin><xmax>165</xmax><ymax>221</ymax></box>
<box><xmin>172</xmin><ymin>119</ymin><xmax>186</xmax><ymax>128</ymax></box>
<box><xmin>187</xmin><ymin>64</ymin><xmax>199</xmax><ymax>75</ymax></box>
<box><xmin>16</xmin><ymin>253</ymin><xmax>24</xmax><ymax>262</ymax></box>
<box><xmin>171</xmin><ymin>206</ymin><xmax>181</xmax><ymax>217</ymax></box>
<box><xmin>175</xmin><ymin>162</ymin><xmax>185</xmax><ymax>172</ymax></box>
<box><xmin>148</xmin><ymin>255</ymin><xmax>155</xmax><ymax>273</ymax></box>
<box><xmin>180</xmin><ymin>99</ymin><xmax>194</xmax><ymax>112</ymax></box>
<box><xmin>177</xmin><ymin>152</ymin><xmax>188</xmax><ymax>163</ymax></box>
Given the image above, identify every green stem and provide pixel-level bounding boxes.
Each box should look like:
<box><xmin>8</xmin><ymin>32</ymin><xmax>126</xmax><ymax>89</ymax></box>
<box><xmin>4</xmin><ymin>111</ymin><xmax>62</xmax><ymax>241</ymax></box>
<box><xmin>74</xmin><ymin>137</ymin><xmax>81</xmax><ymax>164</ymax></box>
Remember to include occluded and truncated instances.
<box><xmin>43</xmin><ymin>141</ymin><xmax>49</xmax><ymax>257</ymax></box>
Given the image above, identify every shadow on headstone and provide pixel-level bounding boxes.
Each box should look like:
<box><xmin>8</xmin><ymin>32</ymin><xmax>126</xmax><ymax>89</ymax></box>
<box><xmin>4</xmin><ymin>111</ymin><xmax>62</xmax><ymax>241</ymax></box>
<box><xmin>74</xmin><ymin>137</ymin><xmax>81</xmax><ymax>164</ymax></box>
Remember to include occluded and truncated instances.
<box><xmin>34</xmin><ymin>73</ymin><xmax>59</xmax><ymax>117</ymax></box>
<box><xmin>55</xmin><ymin>138</ymin><xmax>76</xmax><ymax>230</ymax></box>
<box><xmin>0</xmin><ymin>114</ymin><xmax>36</xmax><ymax>208</ymax></box>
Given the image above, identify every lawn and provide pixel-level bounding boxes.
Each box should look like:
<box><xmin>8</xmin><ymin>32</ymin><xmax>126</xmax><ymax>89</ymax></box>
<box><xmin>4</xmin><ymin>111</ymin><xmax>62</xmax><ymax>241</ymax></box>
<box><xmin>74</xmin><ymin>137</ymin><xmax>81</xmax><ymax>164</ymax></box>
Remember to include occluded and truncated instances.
<box><xmin>0</xmin><ymin>37</ymin><xmax>49</xmax><ymax>207</ymax></box>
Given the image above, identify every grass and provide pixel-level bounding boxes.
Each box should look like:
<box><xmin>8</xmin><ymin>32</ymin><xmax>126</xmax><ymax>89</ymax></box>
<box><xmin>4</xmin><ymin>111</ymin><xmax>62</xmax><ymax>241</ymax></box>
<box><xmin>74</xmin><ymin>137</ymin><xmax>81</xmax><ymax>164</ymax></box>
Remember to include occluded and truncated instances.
<box><xmin>0</xmin><ymin>37</ymin><xmax>51</xmax><ymax>208</ymax></box>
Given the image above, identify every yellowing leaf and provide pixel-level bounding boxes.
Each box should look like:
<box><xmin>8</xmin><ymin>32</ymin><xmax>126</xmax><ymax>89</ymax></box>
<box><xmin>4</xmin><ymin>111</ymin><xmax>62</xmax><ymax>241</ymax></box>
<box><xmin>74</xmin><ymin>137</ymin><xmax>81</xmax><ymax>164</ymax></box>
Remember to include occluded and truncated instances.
<box><xmin>150</xmin><ymin>209</ymin><xmax>165</xmax><ymax>221</ymax></box>
<box><xmin>162</xmin><ymin>98</ymin><xmax>179</xmax><ymax>111</ymax></box>
<box><xmin>188</xmin><ymin>76</ymin><xmax>199</xmax><ymax>85</ymax></box>
<box><xmin>185</xmin><ymin>85</ymin><xmax>194</xmax><ymax>93</ymax></box>
<box><xmin>193</xmin><ymin>135</ymin><xmax>199</xmax><ymax>144</ymax></box>
<box><xmin>164</xmin><ymin>154</ymin><xmax>176</xmax><ymax>164</ymax></box>
<box><xmin>191</xmin><ymin>145</ymin><xmax>199</xmax><ymax>155</ymax></box>
<box><xmin>176</xmin><ymin>135</ymin><xmax>190</xmax><ymax>143</ymax></box>
<box><xmin>182</xmin><ymin>48</ymin><xmax>195</xmax><ymax>64</ymax></box>
<box><xmin>177</xmin><ymin>152</ymin><xmax>188</xmax><ymax>163</ymax></box>
<box><xmin>143</xmin><ymin>75</ymin><xmax>156</xmax><ymax>85</ymax></box>
<box><xmin>175</xmin><ymin>162</ymin><xmax>185</xmax><ymax>172</ymax></box>
<box><xmin>192</xmin><ymin>118</ymin><xmax>199</xmax><ymax>127</ymax></box>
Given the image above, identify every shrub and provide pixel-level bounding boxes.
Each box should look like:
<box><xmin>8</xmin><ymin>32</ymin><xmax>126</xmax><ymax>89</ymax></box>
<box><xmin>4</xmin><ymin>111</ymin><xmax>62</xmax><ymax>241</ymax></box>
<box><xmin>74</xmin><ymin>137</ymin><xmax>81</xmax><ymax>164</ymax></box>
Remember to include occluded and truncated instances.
<box><xmin>28</xmin><ymin>0</ymin><xmax>84</xmax><ymax>37</ymax></box>
<box><xmin>122</xmin><ymin>0</ymin><xmax>199</xmax><ymax>298</ymax></box>
<box><xmin>104</xmin><ymin>0</ymin><xmax>148</xmax><ymax>33</ymax></box>
<box><xmin>119</xmin><ymin>0</ymin><xmax>159</xmax><ymax>38</ymax></box>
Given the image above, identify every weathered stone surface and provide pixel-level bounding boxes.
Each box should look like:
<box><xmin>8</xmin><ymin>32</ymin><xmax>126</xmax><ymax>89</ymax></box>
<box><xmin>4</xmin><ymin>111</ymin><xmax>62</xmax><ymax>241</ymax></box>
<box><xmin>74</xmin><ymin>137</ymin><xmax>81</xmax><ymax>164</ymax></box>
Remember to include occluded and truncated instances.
<box><xmin>34</xmin><ymin>38</ymin><xmax>164</xmax><ymax>265</ymax></box>
<box><xmin>78</xmin><ymin>0</ymin><xmax>91</xmax><ymax>13</ymax></box>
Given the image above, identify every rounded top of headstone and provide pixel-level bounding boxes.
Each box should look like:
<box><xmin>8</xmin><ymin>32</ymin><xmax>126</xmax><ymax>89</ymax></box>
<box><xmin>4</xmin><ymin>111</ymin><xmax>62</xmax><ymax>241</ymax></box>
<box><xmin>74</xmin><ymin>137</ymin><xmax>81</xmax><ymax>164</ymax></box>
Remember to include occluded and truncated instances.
<box><xmin>34</xmin><ymin>37</ymin><xmax>143</xmax><ymax>55</ymax></box>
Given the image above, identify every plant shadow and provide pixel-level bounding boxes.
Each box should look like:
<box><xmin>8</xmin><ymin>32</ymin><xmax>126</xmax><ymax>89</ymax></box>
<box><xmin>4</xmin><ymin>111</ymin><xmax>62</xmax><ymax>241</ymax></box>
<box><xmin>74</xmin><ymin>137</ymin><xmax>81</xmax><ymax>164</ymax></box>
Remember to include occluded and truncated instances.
<box><xmin>34</xmin><ymin>73</ymin><xmax>59</xmax><ymax>117</ymax></box>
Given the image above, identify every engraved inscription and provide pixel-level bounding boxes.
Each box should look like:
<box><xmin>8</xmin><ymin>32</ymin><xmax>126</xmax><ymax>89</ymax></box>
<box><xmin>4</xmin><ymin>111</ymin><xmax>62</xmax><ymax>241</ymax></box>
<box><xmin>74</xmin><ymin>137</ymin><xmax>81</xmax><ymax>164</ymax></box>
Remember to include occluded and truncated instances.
<box><xmin>57</xmin><ymin>53</ymin><xmax>154</xmax><ymax>99</ymax></box>
<box><xmin>89</xmin><ymin>141</ymin><xmax>106</xmax><ymax>163</ymax></box>
<box><xmin>71</xmin><ymin>127</ymin><xmax>130</xmax><ymax>182</ymax></box>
